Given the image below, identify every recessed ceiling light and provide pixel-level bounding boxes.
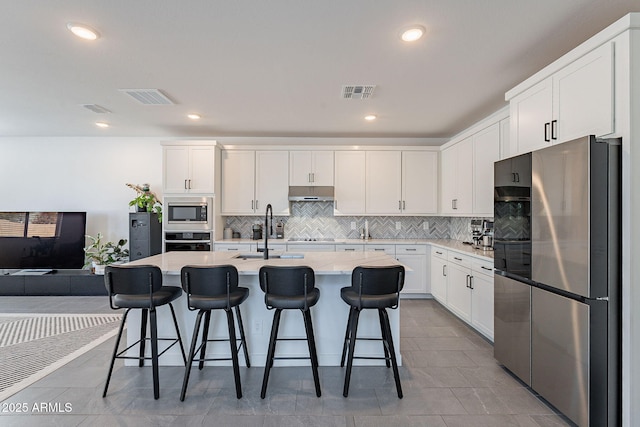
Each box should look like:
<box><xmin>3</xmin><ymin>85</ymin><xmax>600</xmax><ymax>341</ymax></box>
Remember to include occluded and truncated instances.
<box><xmin>400</xmin><ymin>25</ymin><xmax>425</xmax><ymax>42</ymax></box>
<box><xmin>187</xmin><ymin>114</ymin><xmax>201</xmax><ymax>120</ymax></box>
<box><xmin>95</xmin><ymin>122</ymin><xmax>109</xmax><ymax>128</ymax></box>
<box><xmin>364</xmin><ymin>115</ymin><xmax>377</xmax><ymax>121</ymax></box>
<box><xmin>67</xmin><ymin>22</ymin><xmax>100</xmax><ymax>40</ymax></box>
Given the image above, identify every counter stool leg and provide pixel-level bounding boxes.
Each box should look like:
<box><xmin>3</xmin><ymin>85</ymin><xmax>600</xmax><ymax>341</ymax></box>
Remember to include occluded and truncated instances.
<box><xmin>103</xmin><ymin>309</ymin><xmax>129</xmax><ymax>398</ymax></box>
<box><xmin>169</xmin><ymin>303</ymin><xmax>187</xmax><ymax>365</ymax></box>
<box><xmin>302</xmin><ymin>309</ymin><xmax>321</xmax><ymax>397</ymax></box>
<box><xmin>378</xmin><ymin>309</ymin><xmax>391</xmax><ymax>368</ymax></box>
<box><xmin>235</xmin><ymin>306</ymin><xmax>251</xmax><ymax>367</ymax></box>
<box><xmin>139</xmin><ymin>309</ymin><xmax>148</xmax><ymax>367</ymax></box>
<box><xmin>150</xmin><ymin>308</ymin><xmax>160</xmax><ymax>400</ymax></box>
<box><xmin>198</xmin><ymin>310</ymin><xmax>212</xmax><ymax>370</ymax></box>
<box><xmin>226</xmin><ymin>309</ymin><xmax>242</xmax><ymax>399</ymax></box>
<box><xmin>381</xmin><ymin>309</ymin><xmax>402</xmax><ymax>399</ymax></box>
<box><xmin>261</xmin><ymin>309</ymin><xmax>282</xmax><ymax>399</ymax></box>
<box><xmin>180</xmin><ymin>309</ymin><xmax>205</xmax><ymax>401</ymax></box>
<box><xmin>343</xmin><ymin>308</ymin><xmax>361</xmax><ymax>397</ymax></box>
<box><xmin>340</xmin><ymin>307</ymin><xmax>354</xmax><ymax>367</ymax></box>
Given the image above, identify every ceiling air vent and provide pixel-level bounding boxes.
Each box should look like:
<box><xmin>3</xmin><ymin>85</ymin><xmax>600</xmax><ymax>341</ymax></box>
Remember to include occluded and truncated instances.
<box><xmin>341</xmin><ymin>85</ymin><xmax>376</xmax><ymax>99</ymax></box>
<box><xmin>81</xmin><ymin>104</ymin><xmax>111</xmax><ymax>114</ymax></box>
<box><xmin>119</xmin><ymin>89</ymin><xmax>175</xmax><ymax>105</ymax></box>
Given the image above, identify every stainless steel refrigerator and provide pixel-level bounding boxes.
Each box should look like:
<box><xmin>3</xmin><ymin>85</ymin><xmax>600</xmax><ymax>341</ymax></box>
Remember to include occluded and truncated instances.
<box><xmin>494</xmin><ymin>135</ymin><xmax>621</xmax><ymax>426</ymax></box>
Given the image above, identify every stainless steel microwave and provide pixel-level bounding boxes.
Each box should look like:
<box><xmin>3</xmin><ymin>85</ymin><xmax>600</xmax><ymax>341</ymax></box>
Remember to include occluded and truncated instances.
<box><xmin>164</xmin><ymin>197</ymin><xmax>213</xmax><ymax>231</ymax></box>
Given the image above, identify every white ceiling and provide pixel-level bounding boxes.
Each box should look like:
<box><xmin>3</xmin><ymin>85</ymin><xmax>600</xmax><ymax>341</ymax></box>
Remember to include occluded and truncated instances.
<box><xmin>1</xmin><ymin>0</ymin><xmax>638</xmax><ymax>142</ymax></box>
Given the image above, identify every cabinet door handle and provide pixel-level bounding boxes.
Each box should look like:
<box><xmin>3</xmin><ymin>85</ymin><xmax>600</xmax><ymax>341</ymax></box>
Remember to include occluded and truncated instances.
<box><xmin>512</xmin><ymin>173</ymin><xmax>516</xmax><ymax>183</ymax></box>
<box><xmin>481</xmin><ymin>266</ymin><xmax>492</xmax><ymax>271</ymax></box>
<box><xmin>311</xmin><ymin>172</ymin><xmax>315</xmax><ymax>182</ymax></box>
<box><xmin>551</xmin><ymin>120</ymin><xmax>558</xmax><ymax>140</ymax></box>
<box><xmin>334</xmin><ymin>200</ymin><xmax>338</xmax><ymax>210</ymax></box>
<box><xmin>374</xmin><ymin>248</ymin><xmax>385</xmax><ymax>251</ymax></box>
<box><xmin>544</xmin><ymin>122</ymin><xmax>551</xmax><ymax>142</ymax></box>
<box><xmin>399</xmin><ymin>200</ymin><xmax>402</xmax><ymax>211</ymax></box>
<box><xmin>184</xmin><ymin>179</ymin><xmax>188</xmax><ymax>190</ymax></box>
<box><xmin>443</xmin><ymin>265</ymin><xmax>447</xmax><ymax>277</ymax></box>
<box><xmin>308</xmin><ymin>173</ymin><xmax>312</xmax><ymax>183</ymax></box>
<box><xmin>515</xmin><ymin>173</ymin><xmax>520</xmax><ymax>183</ymax></box>
<box><xmin>454</xmin><ymin>257</ymin><xmax>462</xmax><ymax>261</ymax></box>
<box><xmin>188</xmin><ymin>179</ymin><xmax>192</xmax><ymax>189</ymax></box>
<box><xmin>402</xmin><ymin>200</ymin><xmax>406</xmax><ymax>210</ymax></box>
<box><xmin>344</xmin><ymin>248</ymin><xmax>355</xmax><ymax>251</ymax></box>
<box><xmin>255</xmin><ymin>200</ymin><xmax>259</xmax><ymax>210</ymax></box>
<box><xmin>469</xmin><ymin>275</ymin><xmax>474</xmax><ymax>289</ymax></box>
<box><xmin>405</xmin><ymin>248</ymin><xmax>416</xmax><ymax>251</ymax></box>
<box><xmin>435</xmin><ymin>251</ymin><xmax>443</xmax><ymax>255</ymax></box>
<box><xmin>251</xmin><ymin>200</ymin><xmax>254</xmax><ymax>209</ymax></box>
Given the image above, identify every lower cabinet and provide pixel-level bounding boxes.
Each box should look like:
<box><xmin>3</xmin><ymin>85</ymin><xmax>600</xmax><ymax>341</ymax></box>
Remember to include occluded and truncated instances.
<box><xmin>430</xmin><ymin>248</ymin><xmax>448</xmax><ymax>304</ymax></box>
<box><xmin>396</xmin><ymin>244</ymin><xmax>428</xmax><ymax>294</ymax></box>
<box><xmin>429</xmin><ymin>245</ymin><xmax>494</xmax><ymax>341</ymax></box>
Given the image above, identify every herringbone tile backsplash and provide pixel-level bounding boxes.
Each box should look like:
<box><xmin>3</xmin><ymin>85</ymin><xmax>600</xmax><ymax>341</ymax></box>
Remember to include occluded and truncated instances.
<box><xmin>224</xmin><ymin>202</ymin><xmax>489</xmax><ymax>242</ymax></box>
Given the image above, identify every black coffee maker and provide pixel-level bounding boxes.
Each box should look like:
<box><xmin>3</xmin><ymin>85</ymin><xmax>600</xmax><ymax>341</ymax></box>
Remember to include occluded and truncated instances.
<box><xmin>252</xmin><ymin>223</ymin><xmax>263</xmax><ymax>240</ymax></box>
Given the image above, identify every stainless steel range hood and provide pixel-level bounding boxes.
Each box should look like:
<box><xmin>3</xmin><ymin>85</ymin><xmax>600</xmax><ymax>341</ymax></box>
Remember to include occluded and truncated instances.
<box><xmin>288</xmin><ymin>186</ymin><xmax>334</xmax><ymax>202</ymax></box>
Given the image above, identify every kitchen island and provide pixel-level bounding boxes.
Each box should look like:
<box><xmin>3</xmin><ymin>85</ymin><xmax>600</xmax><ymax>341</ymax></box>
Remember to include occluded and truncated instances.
<box><xmin>124</xmin><ymin>250</ymin><xmax>405</xmax><ymax>367</ymax></box>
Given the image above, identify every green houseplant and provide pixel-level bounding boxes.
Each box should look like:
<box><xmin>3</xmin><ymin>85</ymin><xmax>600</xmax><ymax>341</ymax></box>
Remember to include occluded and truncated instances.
<box><xmin>127</xmin><ymin>183</ymin><xmax>162</xmax><ymax>222</ymax></box>
<box><xmin>84</xmin><ymin>233</ymin><xmax>130</xmax><ymax>274</ymax></box>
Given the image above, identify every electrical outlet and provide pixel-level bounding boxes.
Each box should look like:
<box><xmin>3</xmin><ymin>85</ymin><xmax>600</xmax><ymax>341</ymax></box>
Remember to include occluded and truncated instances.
<box><xmin>423</xmin><ymin>221</ymin><xmax>429</xmax><ymax>230</ymax></box>
<box><xmin>350</xmin><ymin>221</ymin><xmax>356</xmax><ymax>230</ymax></box>
<box><xmin>395</xmin><ymin>221</ymin><xmax>401</xmax><ymax>230</ymax></box>
<box><xmin>252</xmin><ymin>320</ymin><xmax>262</xmax><ymax>335</ymax></box>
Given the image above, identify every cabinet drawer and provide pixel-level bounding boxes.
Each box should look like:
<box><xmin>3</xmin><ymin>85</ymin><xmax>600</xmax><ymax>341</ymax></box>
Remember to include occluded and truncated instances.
<box><xmin>431</xmin><ymin>247</ymin><xmax>448</xmax><ymax>260</ymax></box>
<box><xmin>396</xmin><ymin>244</ymin><xmax>427</xmax><ymax>255</ymax></box>
<box><xmin>365</xmin><ymin>245</ymin><xmax>396</xmax><ymax>255</ymax></box>
<box><xmin>214</xmin><ymin>243</ymin><xmax>252</xmax><ymax>252</ymax></box>
<box><xmin>472</xmin><ymin>259</ymin><xmax>494</xmax><ymax>278</ymax></box>
<box><xmin>448</xmin><ymin>251</ymin><xmax>473</xmax><ymax>269</ymax></box>
<box><xmin>336</xmin><ymin>244</ymin><xmax>364</xmax><ymax>252</ymax></box>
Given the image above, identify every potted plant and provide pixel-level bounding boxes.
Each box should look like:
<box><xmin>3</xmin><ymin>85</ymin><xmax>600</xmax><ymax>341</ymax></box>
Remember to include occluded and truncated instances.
<box><xmin>84</xmin><ymin>232</ymin><xmax>130</xmax><ymax>274</ymax></box>
<box><xmin>126</xmin><ymin>183</ymin><xmax>162</xmax><ymax>222</ymax></box>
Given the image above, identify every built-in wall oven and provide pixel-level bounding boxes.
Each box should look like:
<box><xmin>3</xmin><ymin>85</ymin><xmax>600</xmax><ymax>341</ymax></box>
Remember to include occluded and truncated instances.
<box><xmin>163</xmin><ymin>196</ymin><xmax>214</xmax><ymax>252</ymax></box>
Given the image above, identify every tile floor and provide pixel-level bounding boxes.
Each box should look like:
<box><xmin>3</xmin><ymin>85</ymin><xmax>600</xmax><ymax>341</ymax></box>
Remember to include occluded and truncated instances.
<box><xmin>0</xmin><ymin>297</ymin><xmax>573</xmax><ymax>426</ymax></box>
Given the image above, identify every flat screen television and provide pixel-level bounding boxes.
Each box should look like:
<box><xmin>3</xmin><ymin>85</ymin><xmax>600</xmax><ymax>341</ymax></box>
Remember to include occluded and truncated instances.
<box><xmin>0</xmin><ymin>212</ymin><xmax>87</xmax><ymax>269</ymax></box>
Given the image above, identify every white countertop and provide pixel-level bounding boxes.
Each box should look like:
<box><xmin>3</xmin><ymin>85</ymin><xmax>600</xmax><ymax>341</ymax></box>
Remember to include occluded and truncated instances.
<box><xmin>214</xmin><ymin>238</ymin><xmax>494</xmax><ymax>261</ymax></box>
<box><xmin>127</xmin><ymin>250</ymin><xmax>403</xmax><ymax>276</ymax></box>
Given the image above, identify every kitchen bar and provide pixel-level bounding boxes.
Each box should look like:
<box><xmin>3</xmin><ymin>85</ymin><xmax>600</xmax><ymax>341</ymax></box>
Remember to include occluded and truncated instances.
<box><xmin>124</xmin><ymin>250</ymin><xmax>406</xmax><ymax>367</ymax></box>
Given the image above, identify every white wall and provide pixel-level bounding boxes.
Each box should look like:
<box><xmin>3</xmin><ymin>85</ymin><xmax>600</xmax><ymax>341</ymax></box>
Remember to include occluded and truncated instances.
<box><xmin>0</xmin><ymin>137</ymin><xmax>163</xmax><ymax>246</ymax></box>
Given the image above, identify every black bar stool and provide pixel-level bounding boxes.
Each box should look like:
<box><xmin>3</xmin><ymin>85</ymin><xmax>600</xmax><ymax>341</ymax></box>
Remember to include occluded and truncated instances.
<box><xmin>179</xmin><ymin>265</ymin><xmax>251</xmax><ymax>401</ymax></box>
<box><xmin>103</xmin><ymin>265</ymin><xmax>186</xmax><ymax>400</ymax></box>
<box><xmin>258</xmin><ymin>265</ymin><xmax>321</xmax><ymax>399</ymax></box>
<box><xmin>340</xmin><ymin>265</ymin><xmax>404</xmax><ymax>398</ymax></box>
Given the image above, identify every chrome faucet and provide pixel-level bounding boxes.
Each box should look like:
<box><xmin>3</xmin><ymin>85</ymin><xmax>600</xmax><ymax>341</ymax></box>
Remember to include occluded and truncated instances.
<box><xmin>264</xmin><ymin>203</ymin><xmax>273</xmax><ymax>260</ymax></box>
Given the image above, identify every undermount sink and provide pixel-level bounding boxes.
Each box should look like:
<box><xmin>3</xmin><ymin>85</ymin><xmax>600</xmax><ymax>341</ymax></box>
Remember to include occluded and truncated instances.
<box><xmin>232</xmin><ymin>252</ymin><xmax>304</xmax><ymax>259</ymax></box>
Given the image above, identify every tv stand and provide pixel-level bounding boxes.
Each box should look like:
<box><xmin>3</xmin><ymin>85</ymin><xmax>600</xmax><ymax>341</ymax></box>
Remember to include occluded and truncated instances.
<box><xmin>0</xmin><ymin>269</ymin><xmax>106</xmax><ymax>296</ymax></box>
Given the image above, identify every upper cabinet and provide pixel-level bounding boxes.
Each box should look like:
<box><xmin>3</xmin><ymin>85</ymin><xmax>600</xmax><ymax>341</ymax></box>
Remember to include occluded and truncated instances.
<box><xmin>221</xmin><ymin>150</ymin><xmax>289</xmax><ymax>216</ymax></box>
<box><xmin>334</xmin><ymin>151</ymin><xmax>366</xmax><ymax>215</ymax></box>
<box><xmin>162</xmin><ymin>141</ymin><xmax>218</xmax><ymax>194</ymax></box>
<box><xmin>508</xmin><ymin>42</ymin><xmax>614</xmax><ymax>155</ymax></box>
<box><xmin>289</xmin><ymin>151</ymin><xmax>334</xmax><ymax>186</ymax></box>
<box><xmin>473</xmin><ymin>124</ymin><xmax>501</xmax><ymax>216</ymax></box>
<box><xmin>365</xmin><ymin>150</ymin><xmax>438</xmax><ymax>215</ymax></box>
<box><xmin>440</xmin><ymin>137</ymin><xmax>473</xmax><ymax>215</ymax></box>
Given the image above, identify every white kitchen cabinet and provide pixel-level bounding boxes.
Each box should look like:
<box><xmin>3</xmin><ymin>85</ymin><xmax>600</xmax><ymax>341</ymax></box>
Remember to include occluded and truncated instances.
<box><xmin>509</xmin><ymin>42</ymin><xmax>614</xmax><ymax>155</ymax></box>
<box><xmin>289</xmin><ymin>151</ymin><xmax>334</xmax><ymax>186</ymax></box>
<box><xmin>402</xmin><ymin>151</ymin><xmax>438</xmax><ymax>214</ymax></box>
<box><xmin>334</xmin><ymin>151</ymin><xmax>366</xmax><ymax>215</ymax></box>
<box><xmin>365</xmin><ymin>150</ymin><xmax>438</xmax><ymax>215</ymax></box>
<box><xmin>163</xmin><ymin>143</ymin><xmax>218</xmax><ymax>194</ymax></box>
<box><xmin>336</xmin><ymin>244</ymin><xmax>364</xmax><ymax>252</ymax></box>
<box><xmin>396</xmin><ymin>244</ymin><xmax>428</xmax><ymax>294</ymax></box>
<box><xmin>214</xmin><ymin>243</ymin><xmax>252</xmax><ymax>252</ymax></box>
<box><xmin>440</xmin><ymin>138</ymin><xmax>473</xmax><ymax>214</ymax></box>
<box><xmin>446</xmin><ymin>252</ymin><xmax>473</xmax><ymax>322</ymax></box>
<box><xmin>473</xmin><ymin>123</ymin><xmax>501</xmax><ymax>216</ymax></box>
<box><xmin>471</xmin><ymin>259</ymin><xmax>494</xmax><ymax>340</ymax></box>
<box><xmin>365</xmin><ymin>151</ymin><xmax>402</xmax><ymax>214</ymax></box>
<box><xmin>430</xmin><ymin>248</ymin><xmax>448</xmax><ymax>304</ymax></box>
<box><xmin>221</xmin><ymin>150</ymin><xmax>289</xmax><ymax>215</ymax></box>
<box><xmin>221</xmin><ymin>150</ymin><xmax>256</xmax><ymax>215</ymax></box>
<box><xmin>255</xmin><ymin>151</ymin><xmax>289</xmax><ymax>215</ymax></box>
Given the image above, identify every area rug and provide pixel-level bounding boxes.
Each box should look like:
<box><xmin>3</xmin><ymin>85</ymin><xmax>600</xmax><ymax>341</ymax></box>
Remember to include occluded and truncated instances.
<box><xmin>0</xmin><ymin>313</ymin><xmax>121</xmax><ymax>401</ymax></box>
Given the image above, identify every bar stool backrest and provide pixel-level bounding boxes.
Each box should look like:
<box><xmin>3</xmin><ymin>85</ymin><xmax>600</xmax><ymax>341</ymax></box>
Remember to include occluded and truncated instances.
<box><xmin>259</xmin><ymin>266</ymin><xmax>315</xmax><ymax>297</ymax></box>
<box><xmin>351</xmin><ymin>265</ymin><xmax>405</xmax><ymax>297</ymax></box>
<box><xmin>181</xmin><ymin>265</ymin><xmax>239</xmax><ymax>296</ymax></box>
<box><xmin>105</xmin><ymin>265</ymin><xmax>163</xmax><ymax>295</ymax></box>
